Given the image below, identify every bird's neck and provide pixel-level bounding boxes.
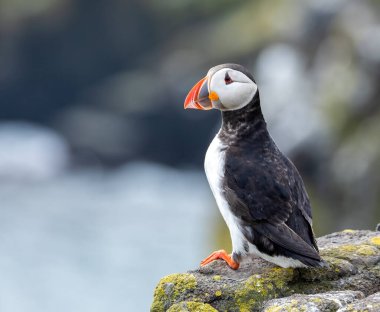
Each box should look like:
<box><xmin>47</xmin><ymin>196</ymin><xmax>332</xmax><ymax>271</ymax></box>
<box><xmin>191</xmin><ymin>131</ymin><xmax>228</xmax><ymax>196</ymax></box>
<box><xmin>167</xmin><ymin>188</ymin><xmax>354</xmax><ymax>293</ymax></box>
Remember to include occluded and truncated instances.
<box><xmin>220</xmin><ymin>94</ymin><xmax>269</xmax><ymax>141</ymax></box>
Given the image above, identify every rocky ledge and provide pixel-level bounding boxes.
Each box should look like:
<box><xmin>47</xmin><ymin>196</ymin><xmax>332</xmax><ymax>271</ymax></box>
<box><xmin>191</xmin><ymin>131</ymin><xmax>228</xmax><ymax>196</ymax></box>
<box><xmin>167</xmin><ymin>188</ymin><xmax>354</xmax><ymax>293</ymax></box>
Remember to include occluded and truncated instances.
<box><xmin>151</xmin><ymin>229</ymin><xmax>380</xmax><ymax>311</ymax></box>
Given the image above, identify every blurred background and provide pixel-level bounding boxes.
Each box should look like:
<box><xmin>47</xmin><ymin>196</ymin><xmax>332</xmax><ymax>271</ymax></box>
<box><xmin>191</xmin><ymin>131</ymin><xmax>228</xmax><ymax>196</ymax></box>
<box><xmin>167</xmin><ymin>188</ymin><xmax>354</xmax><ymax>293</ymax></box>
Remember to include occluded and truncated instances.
<box><xmin>0</xmin><ymin>0</ymin><xmax>380</xmax><ymax>310</ymax></box>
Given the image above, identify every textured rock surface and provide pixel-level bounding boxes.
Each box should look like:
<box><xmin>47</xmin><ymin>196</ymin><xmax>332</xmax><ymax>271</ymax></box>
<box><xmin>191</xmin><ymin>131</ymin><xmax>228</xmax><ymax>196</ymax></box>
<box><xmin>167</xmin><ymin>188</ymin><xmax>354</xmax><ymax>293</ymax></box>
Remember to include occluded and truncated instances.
<box><xmin>151</xmin><ymin>230</ymin><xmax>380</xmax><ymax>311</ymax></box>
<box><xmin>262</xmin><ymin>290</ymin><xmax>364</xmax><ymax>311</ymax></box>
<box><xmin>338</xmin><ymin>292</ymin><xmax>380</xmax><ymax>312</ymax></box>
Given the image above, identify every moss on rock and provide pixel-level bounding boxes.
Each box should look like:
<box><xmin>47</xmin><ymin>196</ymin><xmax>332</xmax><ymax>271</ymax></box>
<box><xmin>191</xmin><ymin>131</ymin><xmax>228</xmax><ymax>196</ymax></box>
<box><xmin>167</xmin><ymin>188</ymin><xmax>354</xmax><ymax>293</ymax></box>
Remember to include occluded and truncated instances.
<box><xmin>323</xmin><ymin>243</ymin><xmax>379</xmax><ymax>257</ymax></box>
<box><xmin>295</xmin><ymin>256</ymin><xmax>356</xmax><ymax>283</ymax></box>
<box><xmin>151</xmin><ymin>273</ymin><xmax>197</xmax><ymax>312</ymax></box>
<box><xmin>234</xmin><ymin>268</ymin><xmax>295</xmax><ymax>311</ymax></box>
<box><xmin>167</xmin><ymin>301</ymin><xmax>218</xmax><ymax>312</ymax></box>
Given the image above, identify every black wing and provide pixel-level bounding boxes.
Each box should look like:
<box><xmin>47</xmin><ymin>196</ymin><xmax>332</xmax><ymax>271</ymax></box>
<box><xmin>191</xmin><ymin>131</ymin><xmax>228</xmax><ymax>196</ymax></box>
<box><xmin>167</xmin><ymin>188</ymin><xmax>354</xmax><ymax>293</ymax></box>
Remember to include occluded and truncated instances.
<box><xmin>223</xmin><ymin>144</ymin><xmax>320</xmax><ymax>264</ymax></box>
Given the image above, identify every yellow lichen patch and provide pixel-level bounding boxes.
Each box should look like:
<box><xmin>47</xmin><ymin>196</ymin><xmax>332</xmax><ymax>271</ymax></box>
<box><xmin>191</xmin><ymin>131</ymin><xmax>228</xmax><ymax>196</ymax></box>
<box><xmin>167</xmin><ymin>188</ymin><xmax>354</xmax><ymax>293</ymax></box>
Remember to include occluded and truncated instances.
<box><xmin>268</xmin><ymin>268</ymin><xmax>295</xmax><ymax>289</ymax></box>
<box><xmin>265</xmin><ymin>299</ymin><xmax>310</xmax><ymax>312</ymax></box>
<box><xmin>263</xmin><ymin>304</ymin><xmax>282</xmax><ymax>312</ymax></box>
<box><xmin>321</xmin><ymin>256</ymin><xmax>348</xmax><ymax>269</ymax></box>
<box><xmin>213</xmin><ymin>275</ymin><xmax>221</xmax><ymax>281</ymax></box>
<box><xmin>151</xmin><ymin>274</ymin><xmax>197</xmax><ymax>312</ymax></box>
<box><xmin>342</xmin><ymin>229</ymin><xmax>356</xmax><ymax>233</ymax></box>
<box><xmin>167</xmin><ymin>301</ymin><xmax>218</xmax><ymax>312</ymax></box>
<box><xmin>342</xmin><ymin>244</ymin><xmax>378</xmax><ymax>256</ymax></box>
<box><xmin>345</xmin><ymin>303</ymin><xmax>354</xmax><ymax>310</ymax></box>
<box><xmin>215</xmin><ymin>290</ymin><xmax>222</xmax><ymax>297</ymax></box>
<box><xmin>234</xmin><ymin>268</ymin><xmax>295</xmax><ymax>311</ymax></box>
<box><xmin>322</xmin><ymin>244</ymin><xmax>379</xmax><ymax>259</ymax></box>
<box><xmin>343</xmin><ymin>229</ymin><xmax>356</xmax><ymax>233</ymax></box>
<box><xmin>369</xmin><ymin>236</ymin><xmax>380</xmax><ymax>246</ymax></box>
<box><xmin>310</xmin><ymin>297</ymin><xmax>323</xmax><ymax>304</ymax></box>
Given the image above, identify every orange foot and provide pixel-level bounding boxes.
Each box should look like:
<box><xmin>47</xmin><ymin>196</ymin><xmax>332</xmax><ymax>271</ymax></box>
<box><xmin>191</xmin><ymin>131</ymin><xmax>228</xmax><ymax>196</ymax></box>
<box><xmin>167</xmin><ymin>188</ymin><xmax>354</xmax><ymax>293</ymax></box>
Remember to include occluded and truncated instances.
<box><xmin>200</xmin><ymin>249</ymin><xmax>239</xmax><ymax>270</ymax></box>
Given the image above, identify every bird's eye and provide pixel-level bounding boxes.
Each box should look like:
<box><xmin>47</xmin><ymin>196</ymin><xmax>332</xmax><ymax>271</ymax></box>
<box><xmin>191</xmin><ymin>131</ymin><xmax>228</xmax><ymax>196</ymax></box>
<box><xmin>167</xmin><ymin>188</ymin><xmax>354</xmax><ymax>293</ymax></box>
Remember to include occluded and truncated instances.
<box><xmin>224</xmin><ymin>73</ymin><xmax>233</xmax><ymax>85</ymax></box>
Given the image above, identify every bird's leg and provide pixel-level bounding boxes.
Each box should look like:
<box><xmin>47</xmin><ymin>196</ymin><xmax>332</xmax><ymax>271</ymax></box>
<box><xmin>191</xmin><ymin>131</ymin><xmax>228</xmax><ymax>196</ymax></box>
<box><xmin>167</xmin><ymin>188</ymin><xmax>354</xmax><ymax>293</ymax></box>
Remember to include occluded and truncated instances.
<box><xmin>200</xmin><ymin>249</ymin><xmax>240</xmax><ymax>270</ymax></box>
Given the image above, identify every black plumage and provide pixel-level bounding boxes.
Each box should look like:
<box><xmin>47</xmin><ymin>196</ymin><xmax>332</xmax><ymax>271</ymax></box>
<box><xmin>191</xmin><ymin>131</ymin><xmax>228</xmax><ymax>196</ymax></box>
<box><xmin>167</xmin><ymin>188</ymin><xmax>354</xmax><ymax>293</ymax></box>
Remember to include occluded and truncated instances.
<box><xmin>216</xmin><ymin>65</ymin><xmax>321</xmax><ymax>267</ymax></box>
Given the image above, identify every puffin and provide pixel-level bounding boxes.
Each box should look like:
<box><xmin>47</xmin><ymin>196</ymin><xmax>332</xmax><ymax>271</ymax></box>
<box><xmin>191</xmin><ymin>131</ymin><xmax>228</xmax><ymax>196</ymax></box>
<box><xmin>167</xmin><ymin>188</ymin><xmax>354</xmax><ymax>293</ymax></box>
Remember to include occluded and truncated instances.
<box><xmin>184</xmin><ymin>63</ymin><xmax>322</xmax><ymax>269</ymax></box>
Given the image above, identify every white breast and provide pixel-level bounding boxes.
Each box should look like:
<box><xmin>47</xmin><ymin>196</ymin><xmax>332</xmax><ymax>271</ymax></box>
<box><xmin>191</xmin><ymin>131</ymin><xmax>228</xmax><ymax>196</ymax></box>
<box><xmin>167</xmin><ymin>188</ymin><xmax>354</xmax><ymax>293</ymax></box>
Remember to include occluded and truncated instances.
<box><xmin>204</xmin><ymin>134</ymin><xmax>247</xmax><ymax>255</ymax></box>
<box><xmin>204</xmin><ymin>134</ymin><xmax>228</xmax><ymax>222</ymax></box>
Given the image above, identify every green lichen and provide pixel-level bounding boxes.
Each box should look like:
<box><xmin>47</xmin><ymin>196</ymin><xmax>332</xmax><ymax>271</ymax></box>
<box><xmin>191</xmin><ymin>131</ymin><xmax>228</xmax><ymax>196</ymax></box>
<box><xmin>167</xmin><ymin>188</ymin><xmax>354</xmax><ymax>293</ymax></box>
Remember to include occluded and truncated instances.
<box><xmin>322</xmin><ymin>244</ymin><xmax>379</xmax><ymax>260</ymax></box>
<box><xmin>299</xmin><ymin>256</ymin><xmax>353</xmax><ymax>282</ymax></box>
<box><xmin>215</xmin><ymin>290</ymin><xmax>222</xmax><ymax>297</ymax></box>
<box><xmin>167</xmin><ymin>301</ymin><xmax>218</xmax><ymax>312</ymax></box>
<box><xmin>151</xmin><ymin>273</ymin><xmax>197</xmax><ymax>312</ymax></box>
<box><xmin>234</xmin><ymin>268</ymin><xmax>295</xmax><ymax>311</ymax></box>
<box><xmin>340</xmin><ymin>245</ymin><xmax>378</xmax><ymax>256</ymax></box>
<box><xmin>265</xmin><ymin>299</ymin><xmax>309</xmax><ymax>312</ymax></box>
<box><xmin>263</xmin><ymin>304</ymin><xmax>282</xmax><ymax>312</ymax></box>
<box><xmin>310</xmin><ymin>297</ymin><xmax>323</xmax><ymax>304</ymax></box>
<box><xmin>345</xmin><ymin>304</ymin><xmax>354</xmax><ymax>311</ymax></box>
<box><xmin>323</xmin><ymin>255</ymin><xmax>350</xmax><ymax>268</ymax></box>
<box><xmin>213</xmin><ymin>275</ymin><xmax>221</xmax><ymax>281</ymax></box>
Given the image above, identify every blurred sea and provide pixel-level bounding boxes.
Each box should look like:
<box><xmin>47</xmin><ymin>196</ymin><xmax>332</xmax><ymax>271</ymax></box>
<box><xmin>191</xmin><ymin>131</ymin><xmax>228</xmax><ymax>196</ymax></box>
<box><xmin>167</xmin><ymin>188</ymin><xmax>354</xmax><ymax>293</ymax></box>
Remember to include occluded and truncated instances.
<box><xmin>0</xmin><ymin>162</ymin><xmax>214</xmax><ymax>311</ymax></box>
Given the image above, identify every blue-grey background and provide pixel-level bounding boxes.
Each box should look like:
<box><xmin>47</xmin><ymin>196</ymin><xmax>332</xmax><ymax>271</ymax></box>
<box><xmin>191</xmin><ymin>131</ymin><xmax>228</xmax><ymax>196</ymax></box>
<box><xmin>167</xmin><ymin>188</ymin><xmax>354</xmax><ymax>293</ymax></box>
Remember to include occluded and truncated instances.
<box><xmin>0</xmin><ymin>0</ymin><xmax>379</xmax><ymax>310</ymax></box>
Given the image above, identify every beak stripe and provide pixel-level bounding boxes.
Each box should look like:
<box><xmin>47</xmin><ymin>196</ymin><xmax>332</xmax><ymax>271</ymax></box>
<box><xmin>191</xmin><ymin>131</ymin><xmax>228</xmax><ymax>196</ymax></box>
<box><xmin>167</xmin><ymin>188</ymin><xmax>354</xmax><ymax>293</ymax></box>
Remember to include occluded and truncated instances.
<box><xmin>184</xmin><ymin>77</ymin><xmax>212</xmax><ymax>110</ymax></box>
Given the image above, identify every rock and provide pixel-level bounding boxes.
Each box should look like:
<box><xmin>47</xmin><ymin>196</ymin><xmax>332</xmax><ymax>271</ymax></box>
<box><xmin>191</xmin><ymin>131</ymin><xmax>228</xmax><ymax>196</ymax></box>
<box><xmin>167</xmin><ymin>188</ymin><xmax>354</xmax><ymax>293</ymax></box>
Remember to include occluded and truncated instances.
<box><xmin>151</xmin><ymin>230</ymin><xmax>380</xmax><ymax>312</ymax></box>
<box><xmin>338</xmin><ymin>292</ymin><xmax>380</xmax><ymax>312</ymax></box>
<box><xmin>263</xmin><ymin>290</ymin><xmax>364</xmax><ymax>312</ymax></box>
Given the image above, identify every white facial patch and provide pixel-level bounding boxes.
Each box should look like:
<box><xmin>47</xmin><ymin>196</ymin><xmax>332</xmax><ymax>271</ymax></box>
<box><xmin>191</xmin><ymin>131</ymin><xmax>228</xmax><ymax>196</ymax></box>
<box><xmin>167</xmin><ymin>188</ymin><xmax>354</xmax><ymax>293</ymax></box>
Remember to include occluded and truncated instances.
<box><xmin>208</xmin><ymin>68</ymin><xmax>257</xmax><ymax>111</ymax></box>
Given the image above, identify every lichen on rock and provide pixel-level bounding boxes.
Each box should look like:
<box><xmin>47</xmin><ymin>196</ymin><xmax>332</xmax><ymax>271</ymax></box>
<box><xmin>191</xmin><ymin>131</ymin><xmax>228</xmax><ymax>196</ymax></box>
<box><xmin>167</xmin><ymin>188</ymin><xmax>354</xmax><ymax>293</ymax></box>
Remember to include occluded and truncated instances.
<box><xmin>151</xmin><ymin>273</ymin><xmax>197</xmax><ymax>312</ymax></box>
<box><xmin>151</xmin><ymin>230</ymin><xmax>380</xmax><ymax>311</ymax></box>
<box><xmin>167</xmin><ymin>301</ymin><xmax>218</xmax><ymax>312</ymax></box>
<box><xmin>234</xmin><ymin>268</ymin><xmax>295</xmax><ymax>312</ymax></box>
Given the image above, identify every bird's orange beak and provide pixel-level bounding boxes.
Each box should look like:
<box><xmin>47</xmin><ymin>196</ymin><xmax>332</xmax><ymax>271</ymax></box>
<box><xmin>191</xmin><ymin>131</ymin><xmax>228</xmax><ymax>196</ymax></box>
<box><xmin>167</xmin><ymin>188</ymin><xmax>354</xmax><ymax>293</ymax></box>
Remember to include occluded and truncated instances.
<box><xmin>184</xmin><ymin>77</ymin><xmax>213</xmax><ymax>110</ymax></box>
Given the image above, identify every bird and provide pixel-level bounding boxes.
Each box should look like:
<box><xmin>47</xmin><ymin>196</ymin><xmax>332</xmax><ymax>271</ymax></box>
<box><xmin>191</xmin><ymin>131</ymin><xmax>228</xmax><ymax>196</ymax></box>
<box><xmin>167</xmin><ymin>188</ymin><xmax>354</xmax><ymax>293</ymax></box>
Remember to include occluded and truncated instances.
<box><xmin>183</xmin><ymin>63</ymin><xmax>322</xmax><ymax>269</ymax></box>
